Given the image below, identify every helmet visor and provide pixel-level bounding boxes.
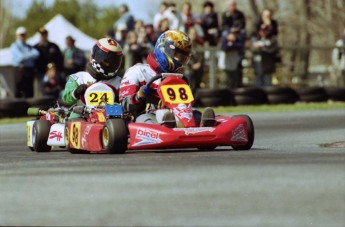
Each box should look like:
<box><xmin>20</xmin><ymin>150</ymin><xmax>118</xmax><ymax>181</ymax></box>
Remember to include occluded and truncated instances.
<box><xmin>172</xmin><ymin>48</ymin><xmax>191</xmax><ymax>66</ymax></box>
<box><xmin>99</xmin><ymin>53</ymin><xmax>123</xmax><ymax>74</ymax></box>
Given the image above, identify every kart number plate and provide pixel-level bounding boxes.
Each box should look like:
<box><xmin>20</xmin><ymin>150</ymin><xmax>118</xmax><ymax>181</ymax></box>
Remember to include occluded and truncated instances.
<box><xmin>161</xmin><ymin>84</ymin><xmax>194</xmax><ymax>104</ymax></box>
<box><xmin>86</xmin><ymin>91</ymin><xmax>114</xmax><ymax>106</ymax></box>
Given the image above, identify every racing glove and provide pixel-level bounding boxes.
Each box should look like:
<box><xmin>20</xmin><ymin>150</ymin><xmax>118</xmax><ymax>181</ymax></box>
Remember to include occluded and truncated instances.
<box><xmin>73</xmin><ymin>84</ymin><xmax>87</xmax><ymax>98</ymax></box>
<box><xmin>136</xmin><ymin>85</ymin><xmax>153</xmax><ymax>100</ymax></box>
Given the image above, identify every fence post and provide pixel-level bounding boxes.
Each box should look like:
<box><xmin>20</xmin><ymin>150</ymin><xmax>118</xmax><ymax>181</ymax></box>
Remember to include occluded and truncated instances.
<box><xmin>209</xmin><ymin>47</ymin><xmax>217</xmax><ymax>89</ymax></box>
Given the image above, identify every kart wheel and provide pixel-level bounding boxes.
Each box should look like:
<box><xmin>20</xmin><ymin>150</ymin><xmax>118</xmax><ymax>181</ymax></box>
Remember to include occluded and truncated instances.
<box><xmin>231</xmin><ymin>115</ymin><xmax>254</xmax><ymax>150</ymax></box>
<box><xmin>32</xmin><ymin>120</ymin><xmax>52</xmax><ymax>152</ymax></box>
<box><xmin>64</xmin><ymin>125</ymin><xmax>80</xmax><ymax>154</ymax></box>
<box><xmin>102</xmin><ymin>119</ymin><xmax>128</xmax><ymax>154</ymax></box>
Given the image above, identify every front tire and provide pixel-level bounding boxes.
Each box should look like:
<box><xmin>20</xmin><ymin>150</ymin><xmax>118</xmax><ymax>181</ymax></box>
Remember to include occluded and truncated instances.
<box><xmin>231</xmin><ymin>115</ymin><xmax>254</xmax><ymax>150</ymax></box>
<box><xmin>33</xmin><ymin>120</ymin><xmax>52</xmax><ymax>152</ymax></box>
<box><xmin>102</xmin><ymin>119</ymin><xmax>128</xmax><ymax>154</ymax></box>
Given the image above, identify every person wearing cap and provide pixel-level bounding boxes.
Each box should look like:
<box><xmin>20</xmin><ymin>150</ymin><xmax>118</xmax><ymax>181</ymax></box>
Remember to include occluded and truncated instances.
<box><xmin>34</xmin><ymin>27</ymin><xmax>64</xmax><ymax>92</ymax></box>
<box><xmin>63</xmin><ymin>35</ymin><xmax>87</xmax><ymax>77</ymax></box>
<box><xmin>10</xmin><ymin>26</ymin><xmax>40</xmax><ymax>98</ymax></box>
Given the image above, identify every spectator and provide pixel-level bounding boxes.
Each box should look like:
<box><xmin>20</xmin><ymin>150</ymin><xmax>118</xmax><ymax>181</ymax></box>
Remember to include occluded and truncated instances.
<box><xmin>63</xmin><ymin>36</ymin><xmax>86</xmax><ymax>77</ymax></box>
<box><xmin>10</xmin><ymin>26</ymin><xmax>39</xmax><ymax>98</ymax></box>
<box><xmin>144</xmin><ymin>24</ymin><xmax>157</xmax><ymax>47</ymax></box>
<box><xmin>332</xmin><ymin>28</ymin><xmax>345</xmax><ymax>86</ymax></box>
<box><xmin>115</xmin><ymin>23</ymin><xmax>128</xmax><ymax>47</ymax></box>
<box><xmin>221</xmin><ymin>27</ymin><xmax>246</xmax><ymax>88</ymax></box>
<box><xmin>34</xmin><ymin>27</ymin><xmax>64</xmax><ymax>89</ymax></box>
<box><xmin>114</xmin><ymin>4</ymin><xmax>135</xmax><ymax>32</ymax></box>
<box><xmin>124</xmin><ymin>31</ymin><xmax>147</xmax><ymax>66</ymax></box>
<box><xmin>155</xmin><ymin>18</ymin><xmax>170</xmax><ymax>39</ymax></box>
<box><xmin>251</xmin><ymin>24</ymin><xmax>280</xmax><ymax>87</ymax></box>
<box><xmin>254</xmin><ymin>8</ymin><xmax>278</xmax><ymax>38</ymax></box>
<box><xmin>221</xmin><ymin>0</ymin><xmax>246</xmax><ymax>37</ymax></box>
<box><xmin>134</xmin><ymin>20</ymin><xmax>145</xmax><ymax>36</ymax></box>
<box><xmin>163</xmin><ymin>2</ymin><xmax>184</xmax><ymax>31</ymax></box>
<box><xmin>184</xmin><ymin>26</ymin><xmax>205</xmax><ymax>94</ymax></box>
<box><xmin>42</xmin><ymin>63</ymin><xmax>64</xmax><ymax>99</ymax></box>
<box><xmin>153</xmin><ymin>2</ymin><xmax>169</xmax><ymax>30</ymax></box>
<box><xmin>199</xmin><ymin>1</ymin><xmax>219</xmax><ymax>46</ymax></box>
<box><xmin>181</xmin><ymin>2</ymin><xmax>196</xmax><ymax>32</ymax></box>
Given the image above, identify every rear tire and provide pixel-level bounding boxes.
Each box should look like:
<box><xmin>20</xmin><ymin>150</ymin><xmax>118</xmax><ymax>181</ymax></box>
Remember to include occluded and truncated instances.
<box><xmin>231</xmin><ymin>115</ymin><xmax>254</xmax><ymax>150</ymax></box>
<box><xmin>102</xmin><ymin>119</ymin><xmax>128</xmax><ymax>154</ymax></box>
<box><xmin>33</xmin><ymin>120</ymin><xmax>52</xmax><ymax>152</ymax></box>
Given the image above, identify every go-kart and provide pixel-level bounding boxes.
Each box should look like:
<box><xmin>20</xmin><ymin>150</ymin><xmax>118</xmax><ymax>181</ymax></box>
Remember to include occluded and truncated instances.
<box><xmin>27</xmin><ymin>102</ymin><xmax>71</xmax><ymax>152</ymax></box>
<box><xmin>126</xmin><ymin>73</ymin><xmax>255</xmax><ymax>151</ymax></box>
<box><xmin>64</xmin><ymin>82</ymin><xmax>127</xmax><ymax>154</ymax></box>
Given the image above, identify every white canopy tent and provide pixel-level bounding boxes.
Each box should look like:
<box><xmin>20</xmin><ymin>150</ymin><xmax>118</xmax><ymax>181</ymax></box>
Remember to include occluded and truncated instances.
<box><xmin>0</xmin><ymin>14</ymin><xmax>97</xmax><ymax>66</ymax></box>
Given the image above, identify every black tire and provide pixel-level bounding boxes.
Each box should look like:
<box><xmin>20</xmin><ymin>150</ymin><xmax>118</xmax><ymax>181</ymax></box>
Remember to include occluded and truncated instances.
<box><xmin>299</xmin><ymin>94</ymin><xmax>328</xmax><ymax>102</ymax></box>
<box><xmin>27</xmin><ymin>96</ymin><xmax>55</xmax><ymax>110</ymax></box>
<box><xmin>234</xmin><ymin>95</ymin><xmax>266</xmax><ymax>105</ymax></box>
<box><xmin>267</xmin><ymin>94</ymin><xmax>299</xmax><ymax>104</ymax></box>
<box><xmin>102</xmin><ymin>119</ymin><xmax>128</xmax><ymax>154</ymax></box>
<box><xmin>32</xmin><ymin>120</ymin><xmax>51</xmax><ymax>152</ymax></box>
<box><xmin>231</xmin><ymin>115</ymin><xmax>254</xmax><ymax>150</ymax></box>
<box><xmin>196</xmin><ymin>88</ymin><xmax>231</xmax><ymax>97</ymax></box>
<box><xmin>199</xmin><ymin>96</ymin><xmax>234</xmax><ymax>107</ymax></box>
<box><xmin>324</xmin><ymin>87</ymin><xmax>345</xmax><ymax>101</ymax></box>
<box><xmin>0</xmin><ymin>99</ymin><xmax>29</xmax><ymax>117</ymax></box>
<box><xmin>296</xmin><ymin>87</ymin><xmax>326</xmax><ymax>96</ymax></box>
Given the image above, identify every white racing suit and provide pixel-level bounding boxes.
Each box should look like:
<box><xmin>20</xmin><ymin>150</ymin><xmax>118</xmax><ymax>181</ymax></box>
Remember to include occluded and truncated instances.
<box><xmin>119</xmin><ymin>63</ymin><xmax>201</xmax><ymax>124</ymax></box>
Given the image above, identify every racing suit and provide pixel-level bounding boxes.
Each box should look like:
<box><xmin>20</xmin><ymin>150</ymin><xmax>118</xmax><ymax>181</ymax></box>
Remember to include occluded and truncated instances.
<box><xmin>62</xmin><ymin>70</ymin><xmax>121</xmax><ymax>105</ymax></box>
<box><xmin>119</xmin><ymin>52</ymin><xmax>200</xmax><ymax>124</ymax></box>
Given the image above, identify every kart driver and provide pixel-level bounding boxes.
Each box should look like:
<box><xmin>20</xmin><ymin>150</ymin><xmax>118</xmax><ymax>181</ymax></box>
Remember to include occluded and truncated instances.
<box><xmin>62</xmin><ymin>38</ymin><xmax>123</xmax><ymax>107</ymax></box>
<box><xmin>119</xmin><ymin>30</ymin><xmax>215</xmax><ymax>127</ymax></box>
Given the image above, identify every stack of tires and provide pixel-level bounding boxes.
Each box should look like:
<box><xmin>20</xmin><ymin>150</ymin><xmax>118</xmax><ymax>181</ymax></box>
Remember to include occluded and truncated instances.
<box><xmin>231</xmin><ymin>87</ymin><xmax>267</xmax><ymax>105</ymax></box>
<box><xmin>263</xmin><ymin>86</ymin><xmax>299</xmax><ymax>104</ymax></box>
<box><xmin>296</xmin><ymin>87</ymin><xmax>328</xmax><ymax>102</ymax></box>
<box><xmin>196</xmin><ymin>88</ymin><xmax>235</xmax><ymax>107</ymax></box>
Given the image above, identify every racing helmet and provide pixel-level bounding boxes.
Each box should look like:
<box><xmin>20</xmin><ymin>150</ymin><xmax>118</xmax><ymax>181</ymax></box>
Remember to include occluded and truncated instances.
<box><xmin>154</xmin><ymin>30</ymin><xmax>192</xmax><ymax>73</ymax></box>
<box><xmin>91</xmin><ymin>38</ymin><xmax>123</xmax><ymax>79</ymax></box>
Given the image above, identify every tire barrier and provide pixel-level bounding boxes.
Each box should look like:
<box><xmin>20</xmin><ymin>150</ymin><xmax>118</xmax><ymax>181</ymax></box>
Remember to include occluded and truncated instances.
<box><xmin>296</xmin><ymin>87</ymin><xmax>328</xmax><ymax>102</ymax></box>
<box><xmin>0</xmin><ymin>86</ymin><xmax>344</xmax><ymax>118</ymax></box>
<box><xmin>263</xmin><ymin>86</ymin><xmax>299</xmax><ymax>104</ymax></box>
<box><xmin>196</xmin><ymin>89</ymin><xmax>235</xmax><ymax>107</ymax></box>
<box><xmin>231</xmin><ymin>87</ymin><xmax>268</xmax><ymax>105</ymax></box>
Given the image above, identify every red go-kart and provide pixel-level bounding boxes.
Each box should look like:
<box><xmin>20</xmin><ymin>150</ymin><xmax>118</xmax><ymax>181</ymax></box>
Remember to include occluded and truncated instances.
<box><xmin>64</xmin><ymin>82</ymin><xmax>127</xmax><ymax>154</ymax></box>
<box><xmin>126</xmin><ymin>73</ymin><xmax>255</xmax><ymax>151</ymax></box>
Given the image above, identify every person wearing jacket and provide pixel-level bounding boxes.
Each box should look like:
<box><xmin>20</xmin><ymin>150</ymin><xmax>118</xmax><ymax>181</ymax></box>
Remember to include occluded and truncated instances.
<box><xmin>10</xmin><ymin>26</ymin><xmax>40</xmax><ymax>98</ymax></box>
<box><xmin>62</xmin><ymin>38</ymin><xmax>123</xmax><ymax>106</ymax></box>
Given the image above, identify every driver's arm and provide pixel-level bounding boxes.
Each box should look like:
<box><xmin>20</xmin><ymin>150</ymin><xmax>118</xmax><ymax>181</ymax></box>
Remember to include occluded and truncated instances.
<box><xmin>62</xmin><ymin>74</ymin><xmax>82</xmax><ymax>105</ymax></box>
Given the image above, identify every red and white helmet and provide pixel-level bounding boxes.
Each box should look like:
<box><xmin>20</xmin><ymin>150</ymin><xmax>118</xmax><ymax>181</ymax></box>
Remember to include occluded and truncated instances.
<box><xmin>91</xmin><ymin>38</ymin><xmax>123</xmax><ymax>79</ymax></box>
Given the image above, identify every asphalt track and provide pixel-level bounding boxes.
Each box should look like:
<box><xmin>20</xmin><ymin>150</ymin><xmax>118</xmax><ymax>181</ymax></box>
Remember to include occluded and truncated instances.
<box><xmin>0</xmin><ymin>110</ymin><xmax>344</xmax><ymax>226</ymax></box>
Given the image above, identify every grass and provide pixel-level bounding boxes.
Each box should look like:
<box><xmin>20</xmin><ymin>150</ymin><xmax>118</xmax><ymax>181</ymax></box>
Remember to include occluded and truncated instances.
<box><xmin>1</xmin><ymin>101</ymin><xmax>345</xmax><ymax>124</ymax></box>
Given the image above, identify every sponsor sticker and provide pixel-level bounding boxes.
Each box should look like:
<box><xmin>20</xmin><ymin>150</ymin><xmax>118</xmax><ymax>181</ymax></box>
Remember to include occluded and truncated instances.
<box><xmin>132</xmin><ymin>128</ymin><xmax>162</xmax><ymax>146</ymax></box>
<box><xmin>81</xmin><ymin>125</ymin><xmax>92</xmax><ymax>147</ymax></box>
<box><xmin>70</xmin><ymin>122</ymin><xmax>81</xmax><ymax>149</ymax></box>
<box><xmin>173</xmin><ymin>127</ymin><xmax>215</xmax><ymax>135</ymax></box>
<box><xmin>49</xmin><ymin>130</ymin><xmax>63</xmax><ymax>141</ymax></box>
<box><xmin>173</xmin><ymin>103</ymin><xmax>193</xmax><ymax>120</ymax></box>
<box><xmin>231</xmin><ymin>124</ymin><xmax>247</xmax><ymax>142</ymax></box>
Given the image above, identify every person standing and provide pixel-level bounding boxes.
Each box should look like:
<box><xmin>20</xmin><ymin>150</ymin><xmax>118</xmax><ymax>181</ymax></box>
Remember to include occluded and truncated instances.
<box><xmin>221</xmin><ymin>0</ymin><xmax>246</xmax><ymax>37</ymax></box>
<box><xmin>199</xmin><ymin>1</ymin><xmax>219</xmax><ymax>46</ymax></box>
<box><xmin>251</xmin><ymin>24</ymin><xmax>279</xmax><ymax>87</ymax></box>
<box><xmin>113</xmin><ymin>4</ymin><xmax>135</xmax><ymax>33</ymax></box>
<box><xmin>332</xmin><ymin>28</ymin><xmax>345</xmax><ymax>86</ymax></box>
<box><xmin>10</xmin><ymin>26</ymin><xmax>39</xmax><ymax>98</ymax></box>
<box><xmin>34</xmin><ymin>27</ymin><xmax>64</xmax><ymax>89</ymax></box>
<box><xmin>63</xmin><ymin>36</ymin><xmax>86</xmax><ymax>77</ymax></box>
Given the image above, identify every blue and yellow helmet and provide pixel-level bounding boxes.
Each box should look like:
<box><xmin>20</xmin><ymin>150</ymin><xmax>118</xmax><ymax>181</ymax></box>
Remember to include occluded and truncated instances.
<box><xmin>154</xmin><ymin>30</ymin><xmax>192</xmax><ymax>73</ymax></box>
